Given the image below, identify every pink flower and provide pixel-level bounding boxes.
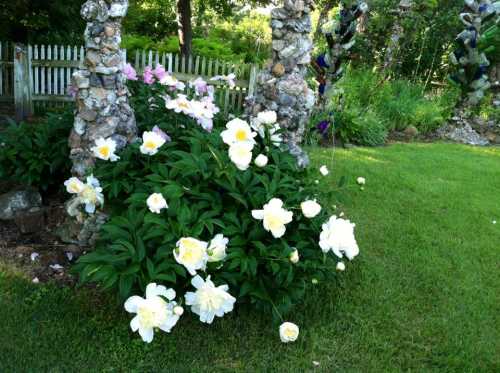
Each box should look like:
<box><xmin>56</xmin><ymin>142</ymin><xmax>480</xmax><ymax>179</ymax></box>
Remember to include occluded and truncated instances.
<box><xmin>152</xmin><ymin>125</ymin><xmax>172</xmax><ymax>143</ymax></box>
<box><xmin>143</xmin><ymin>66</ymin><xmax>155</xmax><ymax>85</ymax></box>
<box><xmin>191</xmin><ymin>77</ymin><xmax>208</xmax><ymax>96</ymax></box>
<box><xmin>123</xmin><ymin>63</ymin><xmax>138</xmax><ymax>81</ymax></box>
<box><xmin>67</xmin><ymin>84</ymin><xmax>78</xmax><ymax>98</ymax></box>
<box><xmin>153</xmin><ymin>65</ymin><xmax>167</xmax><ymax>82</ymax></box>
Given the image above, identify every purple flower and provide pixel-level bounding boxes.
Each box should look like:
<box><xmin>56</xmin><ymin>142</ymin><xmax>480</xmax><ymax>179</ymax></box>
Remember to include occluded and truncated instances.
<box><xmin>191</xmin><ymin>77</ymin><xmax>208</xmax><ymax>96</ymax></box>
<box><xmin>143</xmin><ymin>66</ymin><xmax>155</xmax><ymax>85</ymax></box>
<box><xmin>316</xmin><ymin>120</ymin><xmax>330</xmax><ymax>135</ymax></box>
<box><xmin>153</xmin><ymin>65</ymin><xmax>167</xmax><ymax>82</ymax></box>
<box><xmin>123</xmin><ymin>63</ymin><xmax>138</xmax><ymax>81</ymax></box>
<box><xmin>67</xmin><ymin>84</ymin><xmax>78</xmax><ymax>98</ymax></box>
<box><xmin>152</xmin><ymin>126</ymin><xmax>172</xmax><ymax>143</ymax></box>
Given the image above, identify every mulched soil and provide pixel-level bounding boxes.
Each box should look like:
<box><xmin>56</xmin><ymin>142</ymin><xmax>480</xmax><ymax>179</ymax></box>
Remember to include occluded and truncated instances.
<box><xmin>0</xmin><ymin>191</ymin><xmax>84</xmax><ymax>286</ymax></box>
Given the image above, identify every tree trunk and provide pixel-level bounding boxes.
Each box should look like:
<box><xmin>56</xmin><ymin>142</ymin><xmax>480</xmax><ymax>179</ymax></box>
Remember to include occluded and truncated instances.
<box><xmin>177</xmin><ymin>0</ymin><xmax>193</xmax><ymax>57</ymax></box>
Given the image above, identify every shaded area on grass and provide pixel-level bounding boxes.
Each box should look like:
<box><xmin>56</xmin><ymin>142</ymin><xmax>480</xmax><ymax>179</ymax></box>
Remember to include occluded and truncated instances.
<box><xmin>1</xmin><ymin>143</ymin><xmax>499</xmax><ymax>371</ymax></box>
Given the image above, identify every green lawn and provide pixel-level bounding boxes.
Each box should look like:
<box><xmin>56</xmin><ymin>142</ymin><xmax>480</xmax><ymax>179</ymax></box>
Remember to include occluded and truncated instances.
<box><xmin>1</xmin><ymin>143</ymin><xmax>499</xmax><ymax>372</ymax></box>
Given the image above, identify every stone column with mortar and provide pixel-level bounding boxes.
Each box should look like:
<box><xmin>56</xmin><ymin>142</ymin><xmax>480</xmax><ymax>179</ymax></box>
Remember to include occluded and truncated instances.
<box><xmin>63</xmin><ymin>0</ymin><xmax>137</xmax><ymax>246</ymax></box>
<box><xmin>247</xmin><ymin>0</ymin><xmax>316</xmax><ymax>168</ymax></box>
<box><xmin>70</xmin><ymin>0</ymin><xmax>137</xmax><ymax>177</ymax></box>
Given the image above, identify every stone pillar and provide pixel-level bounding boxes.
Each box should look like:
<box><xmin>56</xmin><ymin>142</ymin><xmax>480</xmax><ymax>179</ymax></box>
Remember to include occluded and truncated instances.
<box><xmin>247</xmin><ymin>0</ymin><xmax>315</xmax><ymax>168</ymax></box>
<box><xmin>61</xmin><ymin>0</ymin><xmax>137</xmax><ymax>247</ymax></box>
<box><xmin>69</xmin><ymin>0</ymin><xmax>137</xmax><ymax>177</ymax></box>
<box><xmin>449</xmin><ymin>0</ymin><xmax>498</xmax><ymax>106</ymax></box>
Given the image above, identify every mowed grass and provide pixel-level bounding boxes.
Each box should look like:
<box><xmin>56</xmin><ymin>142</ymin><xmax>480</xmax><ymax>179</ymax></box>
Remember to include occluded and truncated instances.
<box><xmin>1</xmin><ymin>143</ymin><xmax>499</xmax><ymax>372</ymax></box>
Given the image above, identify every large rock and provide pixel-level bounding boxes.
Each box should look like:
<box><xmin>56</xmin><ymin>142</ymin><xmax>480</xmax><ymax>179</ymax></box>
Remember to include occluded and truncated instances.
<box><xmin>0</xmin><ymin>190</ymin><xmax>42</xmax><ymax>220</ymax></box>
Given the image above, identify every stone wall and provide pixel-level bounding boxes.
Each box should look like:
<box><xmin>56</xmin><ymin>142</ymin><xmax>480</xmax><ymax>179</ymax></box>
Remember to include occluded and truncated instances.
<box><xmin>247</xmin><ymin>0</ymin><xmax>315</xmax><ymax>168</ymax></box>
<box><xmin>69</xmin><ymin>0</ymin><xmax>137</xmax><ymax>178</ymax></box>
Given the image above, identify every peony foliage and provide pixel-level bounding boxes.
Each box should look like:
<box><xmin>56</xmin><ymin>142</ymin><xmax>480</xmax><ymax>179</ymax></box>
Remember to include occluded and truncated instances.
<box><xmin>73</xmin><ymin>67</ymin><xmax>360</xmax><ymax>341</ymax></box>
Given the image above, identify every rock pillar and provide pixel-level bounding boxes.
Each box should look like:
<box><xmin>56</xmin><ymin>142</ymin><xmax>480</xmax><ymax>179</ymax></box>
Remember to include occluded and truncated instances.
<box><xmin>247</xmin><ymin>0</ymin><xmax>316</xmax><ymax>168</ymax></box>
<box><xmin>69</xmin><ymin>0</ymin><xmax>137</xmax><ymax>177</ymax></box>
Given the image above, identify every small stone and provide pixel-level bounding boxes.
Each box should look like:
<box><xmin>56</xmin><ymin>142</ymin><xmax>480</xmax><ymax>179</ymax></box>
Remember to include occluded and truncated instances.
<box><xmin>79</xmin><ymin>107</ymin><xmax>98</xmax><ymax>122</ymax></box>
<box><xmin>32</xmin><ymin>277</ymin><xmax>40</xmax><ymax>284</ymax></box>
<box><xmin>109</xmin><ymin>3</ymin><xmax>128</xmax><ymax>18</ymax></box>
<box><xmin>104</xmin><ymin>25</ymin><xmax>116</xmax><ymax>37</ymax></box>
<box><xmin>74</xmin><ymin>117</ymin><xmax>87</xmax><ymax>135</ymax></box>
<box><xmin>272</xmin><ymin>63</ymin><xmax>286</xmax><ymax>77</ymax></box>
<box><xmin>404</xmin><ymin>125</ymin><xmax>419</xmax><ymax>140</ymax></box>
<box><xmin>0</xmin><ymin>190</ymin><xmax>42</xmax><ymax>221</ymax></box>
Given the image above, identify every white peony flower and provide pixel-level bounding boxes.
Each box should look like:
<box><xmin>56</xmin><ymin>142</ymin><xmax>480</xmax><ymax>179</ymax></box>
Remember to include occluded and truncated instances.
<box><xmin>251</xmin><ymin>119</ymin><xmax>282</xmax><ymax>147</ymax></box>
<box><xmin>80</xmin><ymin>175</ymin><xmax>104</xmax><ymax>214</ymax></box>
<box><xmin>320</xmin><ymin>165</ymin><xmax>329</xmax><ymax>176</ymax></box>
<box><xmin>210</xmin><ymin>73</ymin><xmax>236</xmax><ymax>88</ymax></box>
<box><xmin>185</xmin><ymin>275</ymin><xmax>236</xmax><ymax>324</ymax></box>
<box><xmin>64</xmin><ymin>177</ymin><xmax>85</xmax><ymax>194</ymax></box>
<box><xmin>336</xmin><ymin>262</ymin><xmax>346</xmax><ymax>271</ymax></box>
<box><xmin>146</xmin><ymin>193</ymin><xmax>168</xmax><ymax>214</ymax></box>
<box><xmin>140</xmin><ymin>131</ymin><xmax>166</xmax><ymax>156</ymax></box>
<box><xmin>173</xmin><ymin>237</ymin><xmax>209</xmax><ymax>275</ymax></box>
<box><xmin>319</xmin><ymin>216</ymin><xmax>359</xmax><ymax>260</ymax></box>
<box><xmin>252</xmin><ymin>198</ymin><xmax>293</xmax><ymax>238</ymax></box>
<box><xmin>221</xmin><ymin>118</ymin><xmax>257</xmax><ymax>146</ymax></box>
<box><xmin>207</xmin><ymin>234</ymin><xmax>229</xmax><ymax>262</ymax></box>
<box><xmin>256</xmin><ymin>110</ymin><xmax>277</xmax><ymax>125</ymax></box>
<box><xmin>229</xmin><ymin>142</ymin><xmax>254</xmax><ymax>171</ymax></box>
<box><xmin>165</xmin><ymin>94</ymin><xmax>192</xmax><ymax>115</ymax></box>
<box><xmin>357</xmin><ymin>177</ymin><xmax>366</xmax><ymax>185</ymax></box>
<box><xmin>301</xmin><ymin>200</ymin><xmax>322</xmax><ymax>219</ymax></box>
<box><xmin>289</xmin><ymin>249</ymin><xmax>299</xmax><ymax>264</ymax></box>
<box><xmin>160</xmin><ymin>74</ymin><xmax>185</xmax><ymax>90</ymax></box>
<box><xmin>254</xmin><ymin>154</ymin><xmax>268</xmax><ymax>168</ymax></box>
<box><xmin>124</xmin><ymin>283</ymin><xmax>181</xmax><ymax>343</ymax></box>
<box><xmin>279</xmin><ymin>322</ymin><xmax>299</xmax><ymax>343</ymax></box>
<box><xmin>91</xmin><ymin>137</ymin><xmax>119</xmax><ymax>162</ymax></box>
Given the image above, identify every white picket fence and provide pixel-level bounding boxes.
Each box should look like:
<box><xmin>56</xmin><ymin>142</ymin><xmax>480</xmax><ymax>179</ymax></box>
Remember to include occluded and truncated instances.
<box><xmin>0</xmin><ymin>41</ymin><xmax>259</xmax><ymax>120</ymax></box>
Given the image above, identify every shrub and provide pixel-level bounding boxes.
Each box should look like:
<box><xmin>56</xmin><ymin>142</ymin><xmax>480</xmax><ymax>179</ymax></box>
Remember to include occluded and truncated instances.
<box><xmin>325</xmin><ymin>68</ymin><xmax>458</xmax><ymax>145</ymax></box>
<box><xmin>72</xmin><ymin>72</ymin><xmax>359</xmax><ymax>333</ymax></box>
<box><xmin>0</xmin><ymin>109</ymin><xmax>72</xmax><ymax>191</ymax></box>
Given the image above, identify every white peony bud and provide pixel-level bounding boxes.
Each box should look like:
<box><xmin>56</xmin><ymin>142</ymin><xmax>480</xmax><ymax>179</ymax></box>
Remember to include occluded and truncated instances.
<box><xmin>289</xmin><ymin>249</ymin><xmax>299</xmax><ymax>264</ymax></box>
<box><xmin>254</xmin><ymin>154</ymin><xmax>269</xmax><ymax>167</ymax></box>
<box><xmin>336</xmin><ymin>262</ymin><xmax>346</xmax><ymax>271</ymax></box>
<box><xmin>320</xmin><ymin>165</ymin><xmax>329</xmax><ymax>176</ymax></box>
<box><xmin>174</xmin><ymin>306</ymin><xmax>184</xmax><ymax>316</ymax></box>
<box><xmin>301</xmin><ymin>200</ymin><xmax>322</xmax><ymax>218</ymax></box>
<box><xmin>279</xmin><ymin>322</ymin><xmax>299</xmax><ymax>343</ymax></box>
<box><xmin>146</xmin><ymin>193</ymin><xmax>168</xmax><ymax>214</ymax></box>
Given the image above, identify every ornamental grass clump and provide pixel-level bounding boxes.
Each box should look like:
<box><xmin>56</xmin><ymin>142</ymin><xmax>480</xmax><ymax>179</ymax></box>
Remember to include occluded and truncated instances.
<box><xmin>72</xmin><ymin>65</ymin><xmax>361</xmax><ymax>343</ymax></box>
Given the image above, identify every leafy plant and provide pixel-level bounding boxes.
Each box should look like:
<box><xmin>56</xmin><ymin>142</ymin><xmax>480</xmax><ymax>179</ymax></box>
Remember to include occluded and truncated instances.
<box><xmin>0</xmin><ymin>109</ymin><xmax>73</xmax><ymax>191</ymax></box>
<box><xmin>74</xmin><ymin>83</ymin><xmax>347</xmax><ymax>320</ymax></box>
<box><xmin>324</xmin><ymin>68</ymin><xmax>459</xmax><ymax>145</ymax></box>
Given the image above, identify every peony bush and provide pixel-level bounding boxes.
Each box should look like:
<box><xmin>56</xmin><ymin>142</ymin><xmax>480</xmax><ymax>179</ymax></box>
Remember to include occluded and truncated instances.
<box><xmin>71</xmin><ymin>64</ymin><xmax>361</xmax><ymax>343</ymax></box>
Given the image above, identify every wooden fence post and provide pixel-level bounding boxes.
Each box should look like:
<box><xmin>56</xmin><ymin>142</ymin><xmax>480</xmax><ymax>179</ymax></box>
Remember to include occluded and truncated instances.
<box><xmin>14</xmin><ymin>44</ymin><xmax>33</xmax><ymax>121</ymax></box>
<box><xmin>248</xmin><ymin>65</ymin><xmax>258</xmax><ymax>98</ymax></box>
